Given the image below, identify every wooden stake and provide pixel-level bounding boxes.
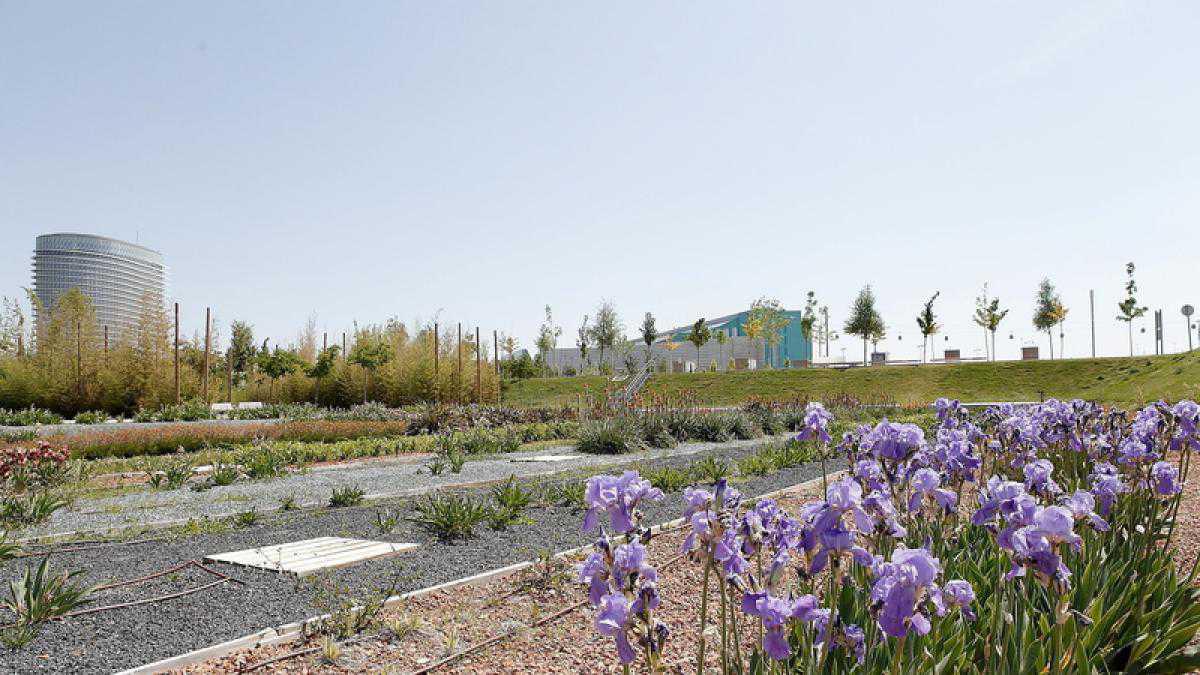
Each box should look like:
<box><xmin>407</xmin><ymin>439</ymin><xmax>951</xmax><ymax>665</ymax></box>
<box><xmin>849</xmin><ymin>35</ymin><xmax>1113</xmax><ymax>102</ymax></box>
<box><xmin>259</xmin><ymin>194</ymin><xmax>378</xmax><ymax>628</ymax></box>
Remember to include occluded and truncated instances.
<box><xmin>475</xmin><ymin>326</ymin><xmax>482</xmax><ymax>403</ymax></box>
<box><xmin>203</xmin><ymin>307</ymin><xmax>211</xmax><ymax>404</ymax></box>
<box><xmin>342</xmin><ymin>332</ymin><xmax>347</xmax><ymax>359</ymax></box>
<box><xmin>227</xmin><ymin>350</ymin><xmax>233</xmax><ymax>403</ymax></box>
<box><xmin>457</xmin><ymin>322</ymin><xmax>463</xmax><ymax>400</ymax></box>
<box><xmin>173</xmin><ymin>302</ymin><xmax>180</xmax><ymax>404</ymax></box>
<box><xmin>433</xmin><ymin>322</ymin><xmax>440</xmax><ymax>403</ymax></box>
<box><xmin>493</xmin><ymin>330</ymin><xmax>499</xmax><ymax>376</ymax></box>
<box><xmin>103</xmin><ymin>325</ymin><xmax>108</xmax><ymax>366</ymax></box>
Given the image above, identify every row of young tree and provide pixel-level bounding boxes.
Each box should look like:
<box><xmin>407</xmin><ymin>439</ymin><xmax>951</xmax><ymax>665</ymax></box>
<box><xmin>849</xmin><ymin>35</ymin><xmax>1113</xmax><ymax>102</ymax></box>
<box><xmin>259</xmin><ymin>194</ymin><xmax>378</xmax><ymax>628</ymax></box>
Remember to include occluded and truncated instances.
<box><xmin>842</xmin><ymin>262</ymin><xmax>1151</xmax><ymax>364</ymax></box>
<box><xmin>528</xmin><ymin>261</ymin><xmax>1156</xmax><ymax>375</ymax></box>
<box><xmin>0</xmin><ymin>289</ymin><xmax>502</xmax><ymax>416</ymax></box>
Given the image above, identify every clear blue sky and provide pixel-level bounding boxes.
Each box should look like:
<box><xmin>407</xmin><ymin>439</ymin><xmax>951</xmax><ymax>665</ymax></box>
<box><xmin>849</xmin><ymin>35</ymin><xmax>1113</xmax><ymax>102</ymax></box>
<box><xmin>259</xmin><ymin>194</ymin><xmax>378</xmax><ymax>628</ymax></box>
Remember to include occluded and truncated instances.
<box><xmin>3</xmin><ymin>1</ymin><xmax>1198</xmax><ymax>360</ymax></box>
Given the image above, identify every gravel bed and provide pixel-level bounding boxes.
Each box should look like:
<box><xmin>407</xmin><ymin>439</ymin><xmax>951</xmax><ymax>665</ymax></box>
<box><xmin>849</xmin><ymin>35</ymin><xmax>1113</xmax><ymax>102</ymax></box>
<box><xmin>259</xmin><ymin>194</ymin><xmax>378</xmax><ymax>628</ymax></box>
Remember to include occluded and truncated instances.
<box><xmin>19</xmin><ymin>437</ymin><xmax>776</xmax><ymax>540</ymax></box>
<box><xmin>0</xmin><ymin>438</ymin><xmax>824</xmax><ymax>674</ymax></box>
<box><xmin>1</xmin><ymin>418</ymin><xmax>286</xmax><ymax>438</ymax></box>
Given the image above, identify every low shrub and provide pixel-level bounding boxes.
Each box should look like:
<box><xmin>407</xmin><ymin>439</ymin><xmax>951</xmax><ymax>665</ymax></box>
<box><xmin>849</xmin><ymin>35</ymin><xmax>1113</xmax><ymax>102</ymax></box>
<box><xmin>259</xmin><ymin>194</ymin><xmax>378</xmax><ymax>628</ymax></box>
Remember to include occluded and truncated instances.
<box><xmin>639</xmin><ymin>465</ymin><xmax>692</xmax><ymax>492</ymax></box>
<box><xmin>736</xmin><ymin>451</ymin><xmax>775</xmax><ymax>477</ymax></box>
<box><xmin>491</xmin><ymin>475</ymin><xmax>534</xmax><ymax>513</ymax></box>
<box><xmin>0</xmin><ymin>442</ymin><xmax>70</xmax><ymax>492</ymax></box>
<box><xmin>639</xmin><ymin>413</ymin><xmax>677</xmax><ymax>449</ymax></box>
<box><xmin>577</xmin><ymin>418</ymin><xmax>644</xmax><ymax>455</ymax></box>
<box><xmin>0</xmin><ymin>407</ymin><xmax>63</xmax><ymax>427</ymax></box>
<box><xmin>691</xmin><ymin>413</ymin><xmax>734</xmax><ymax>443</ymax></box>
<box><xmin>72</xmin><ymin>411</ymin><xmax>108</xmax><ymax>425</ymax></box>
<box><xmin>133</xmin><ymin>400</ymin><xmax>215</xmax><ymax>423</ymax></box>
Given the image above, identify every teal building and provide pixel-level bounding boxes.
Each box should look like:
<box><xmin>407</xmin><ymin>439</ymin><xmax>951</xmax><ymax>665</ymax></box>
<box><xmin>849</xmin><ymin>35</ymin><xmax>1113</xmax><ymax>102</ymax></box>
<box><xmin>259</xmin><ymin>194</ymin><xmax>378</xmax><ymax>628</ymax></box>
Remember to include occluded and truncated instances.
<box><xmin>661</xmin><ymin>309</ymin><xmax>813</xmax><ymax>368</ymax></box>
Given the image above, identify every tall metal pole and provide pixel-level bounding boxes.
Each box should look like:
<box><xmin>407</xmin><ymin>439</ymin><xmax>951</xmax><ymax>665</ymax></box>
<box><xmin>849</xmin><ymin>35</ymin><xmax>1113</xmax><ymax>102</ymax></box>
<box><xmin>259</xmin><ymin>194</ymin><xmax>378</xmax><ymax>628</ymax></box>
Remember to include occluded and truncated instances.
<box><xmin>323</xmin><ymin>332</ymin><xmax>327</xmax><ymax>351</ymax></box>
<box><xmin>342</xmin><ymin>332</ymin><xmax>347</xmax><ymax>359</ymax></box>
<box><xmin>493</xmin><ymin>329</ymin><xmax>499</xmax><ymax>376</ymax></box>
<box><xmin>226</xmin><ymin>349</ymin><xmax>233</xmax><ymax>403</ymax></box>
<box><xmin>433</xmin><ymin>322</ymin><xmax>440</xmax><ymax>403</ymax></box>
<box><xmin>202</xmin><ymin>307</ymin><xmax>211</xmax><ymax>404</ymax></box>
<box><xmin>457</xmin><ymin>322</ymin><xmax>463</xmax><ymax>400</ymax></box>
<box><xmin>103</xmin><ymin>325</ymin><xmax>108</xmax><ymax>363</ymax></box>
<box><xmin>475</xmin><ymin>326</ymin><xmax>482</xmax><ymax>403</ymax></box>
<box><xmin>173</xmin><ymin>302</ymin><xmax>180</xmax><ymax>404</ymax></box>
<box><xmin>1089</xmin><ymin>290</ymin><xmax>1096</xmax><ymax>358</ymax></box>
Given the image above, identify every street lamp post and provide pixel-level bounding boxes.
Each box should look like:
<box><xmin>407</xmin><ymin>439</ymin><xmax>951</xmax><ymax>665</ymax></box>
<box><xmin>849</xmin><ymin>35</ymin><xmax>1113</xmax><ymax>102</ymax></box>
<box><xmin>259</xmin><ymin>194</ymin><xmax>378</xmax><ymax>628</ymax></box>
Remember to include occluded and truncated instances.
<box><xmin>1184</xmin><ymin>305</ymin><xmax>1195</xmax><ymax>352</ymax></box>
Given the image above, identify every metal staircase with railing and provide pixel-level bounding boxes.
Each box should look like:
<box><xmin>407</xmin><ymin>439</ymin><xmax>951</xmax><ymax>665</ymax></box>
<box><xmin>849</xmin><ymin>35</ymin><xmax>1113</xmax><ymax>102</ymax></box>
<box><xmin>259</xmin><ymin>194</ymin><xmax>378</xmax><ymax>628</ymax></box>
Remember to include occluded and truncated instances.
<box><xmin>608</xmin><ymin>362</ymin><xmax>652</xmax><ymax>407</ymax></box>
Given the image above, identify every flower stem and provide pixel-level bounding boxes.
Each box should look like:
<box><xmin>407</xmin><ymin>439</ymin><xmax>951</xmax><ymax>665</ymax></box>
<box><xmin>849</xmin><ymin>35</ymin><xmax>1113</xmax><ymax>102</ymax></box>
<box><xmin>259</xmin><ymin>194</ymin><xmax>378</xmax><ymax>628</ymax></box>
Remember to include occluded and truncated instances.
<box><xmin>696</xmin><ymin>561</ymin><xmax>712</xmax><ymax>674</ymax></box>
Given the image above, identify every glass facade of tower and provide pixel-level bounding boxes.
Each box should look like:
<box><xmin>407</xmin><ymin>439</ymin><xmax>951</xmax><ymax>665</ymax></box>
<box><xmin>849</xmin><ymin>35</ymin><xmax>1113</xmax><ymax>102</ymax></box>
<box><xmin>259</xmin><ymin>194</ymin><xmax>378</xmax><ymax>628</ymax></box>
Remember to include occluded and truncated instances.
<box><xmin>32</xmin><ymin>233</ymin><xmax>166</xmax><ymax>345</ymax></box>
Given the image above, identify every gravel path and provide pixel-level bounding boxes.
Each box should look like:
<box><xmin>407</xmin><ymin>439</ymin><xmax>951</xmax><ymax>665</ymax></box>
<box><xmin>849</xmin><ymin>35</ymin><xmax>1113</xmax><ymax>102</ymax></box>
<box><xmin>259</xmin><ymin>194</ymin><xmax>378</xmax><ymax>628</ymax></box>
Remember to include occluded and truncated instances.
<box><xmin>0</xmin><ymin>439</ymin><xmax>825</xmax><ymax>674</ymax></box>
<box><xmin>20</xmin><ymin>437</ymin><xmax>777</xmax><ymax>540</ymax></box>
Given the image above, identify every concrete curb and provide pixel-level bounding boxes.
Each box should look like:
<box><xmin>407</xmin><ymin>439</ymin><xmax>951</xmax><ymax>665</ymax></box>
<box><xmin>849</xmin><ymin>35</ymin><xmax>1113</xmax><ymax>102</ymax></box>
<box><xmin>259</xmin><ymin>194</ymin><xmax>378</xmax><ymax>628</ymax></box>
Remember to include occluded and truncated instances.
<box><xmin>116</xmin><ymin>470</ymin><xmax>833</xmax><ymax>674</ymax></box>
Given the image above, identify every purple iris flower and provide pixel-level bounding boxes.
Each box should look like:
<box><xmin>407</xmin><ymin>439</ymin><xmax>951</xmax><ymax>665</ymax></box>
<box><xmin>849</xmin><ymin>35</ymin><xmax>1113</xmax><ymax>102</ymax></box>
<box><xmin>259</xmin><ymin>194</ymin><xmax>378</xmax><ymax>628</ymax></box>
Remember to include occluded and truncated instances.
<box><xmin>935</xmin><ymin>579</ymin><xmax>976</xmax><ymax>621</ymax></box>
<box><xmin>1023</xmin><ymin>459</ymin><xmax>1062</xmax><ymax>498</ymax></box>
<box><xmin>797</xmin><ymin>402</ymin><xmax>834</xmax><ymax>444</ymax></box>
<box><xmin>594</xmin><ymin>592</ymin><xmax>637</xmax><ymax>664</ymax></box>
<box><xmin>681</xmin><ymin>486</ymin><xmax>713</xmax><ymax>518</ymax></box>
<box><xmin>1089</xmin><ymin>462</ymin><xmax>1127</xmax><ymax>516</ymax></box>
<box><xmin>810</xmin><ymin>522</ymin><xmax>874</xmax><ymax>574</ymax></box>
<box><xmin>714</xmin><ymin>529</ymin><xmax>748</xmax><ymax>578</ymax></box>
<box><xmin>863</xmin><ymin>490</ymin><xmax>907</xmax><ymax>538</ymax></box>
<box><xmin>871</xmin><ymin>546</ymin><xmax>941</xmax><ymax>638</ymax></box>
<box><xmin>863</xmin><ymin>420</ymin><xmax>926</xmax><ymax>463</ymax></box>
<box><xmin>578</xmin><ymin>550</ymin><xmax>610</xmax><ymax>605</ymax></box>
<box><xmin>1151</xmin><ymin>461</ymin><xmax>1182</xmax><ymax>496</ymax></box>
<box><xmin>742</xmin><ymin>592</ymin><xmax>817</xmax><ymax>660</ymax></box>
<box><xmin>907</xmin><ymin>468</ymin><xmax>958</xmax><ymax>514</ymax></box>
<box><xmin>1062</xmin><ymin>490</ymin><xmax>1108</xmax><ymax>532</ymax></box>
<box><xmin>971</xmin><ymin>477</ymin><xmax>1027</xmax><ymax>527</ymax></box>
<box><xmin>933</xmin><ymin>397</ymin><xmax>961</xmax><ymax>422</ymax></box>
<box><xmin>853</xmin><ymin>459</ymin><xmax>888</xmax><ymax>492</ymax></box>
<box><xmin>810</xmin><ymin>609</ymin><xmax>866</xmax><ymax>665</ymax></box>
<box><xmin>583</xmin><ymin>471</ymin><xmax>664</xmax><ymax>534</ymax></box>
<box><xmin>1171</xmin><ymin>400</ymin><xmax>1200</xmax><ymax>451</ymax></box>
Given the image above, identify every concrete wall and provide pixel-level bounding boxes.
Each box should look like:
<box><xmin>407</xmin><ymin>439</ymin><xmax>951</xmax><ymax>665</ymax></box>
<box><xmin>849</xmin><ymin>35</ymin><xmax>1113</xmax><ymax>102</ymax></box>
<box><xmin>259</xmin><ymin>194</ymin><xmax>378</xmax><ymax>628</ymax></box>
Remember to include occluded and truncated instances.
<box><xmin>548</xmin><ymin>335</ymin><xmax>783</xmax><ymax>374</ymax></box>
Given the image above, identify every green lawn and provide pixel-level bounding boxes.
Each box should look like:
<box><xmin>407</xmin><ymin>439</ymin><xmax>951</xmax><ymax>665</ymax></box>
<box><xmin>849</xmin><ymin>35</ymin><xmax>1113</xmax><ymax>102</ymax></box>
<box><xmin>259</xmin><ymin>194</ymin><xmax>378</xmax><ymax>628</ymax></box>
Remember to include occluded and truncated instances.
<box><xmin>502</xmin><ymin>351</ymin><xmax>1200</xmax><ymax>407</ymax></box>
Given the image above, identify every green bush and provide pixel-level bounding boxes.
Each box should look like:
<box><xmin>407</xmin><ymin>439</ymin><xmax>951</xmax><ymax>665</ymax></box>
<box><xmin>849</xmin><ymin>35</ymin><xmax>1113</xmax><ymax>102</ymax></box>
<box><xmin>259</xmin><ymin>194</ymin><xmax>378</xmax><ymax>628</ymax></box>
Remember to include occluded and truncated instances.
<box><xmin>329</xmin><ymin>485</ymin><xmax>366</xmax><ymax>507</ymax></box>
<box><xmin>408</xmin><ymin>493</ymin><xmax>489</xmax><ymax>540</ymax></box>
<box><xmin>72</xmin><ymin>411</ymin><xmax>108</xmax><ymax>425</ymax></box>
<box><xmin>577</xmin><ymin>417</ymin><xmax>644</xmax><ymax>455</ymax></box>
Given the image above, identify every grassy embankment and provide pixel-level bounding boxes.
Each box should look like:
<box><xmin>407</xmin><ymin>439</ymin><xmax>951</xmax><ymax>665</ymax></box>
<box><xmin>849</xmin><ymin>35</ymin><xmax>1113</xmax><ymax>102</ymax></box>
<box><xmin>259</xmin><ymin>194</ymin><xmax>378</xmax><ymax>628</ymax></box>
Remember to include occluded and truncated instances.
<box><xmin>504</xmin><ymin>352</ymin><xmax>1200</xmax><ymax>407</ymax></box>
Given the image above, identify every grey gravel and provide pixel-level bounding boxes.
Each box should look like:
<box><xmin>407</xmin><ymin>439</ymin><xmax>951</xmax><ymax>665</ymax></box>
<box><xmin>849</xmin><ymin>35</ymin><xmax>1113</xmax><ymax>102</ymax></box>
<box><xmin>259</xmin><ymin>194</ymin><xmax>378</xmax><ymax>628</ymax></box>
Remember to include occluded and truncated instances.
<box><xmin>20</xmin><ymin>437</ymin><xmax>777</xmax><ymax>540</ymax></box>
<box><xmin>1</xmin><ymin>417</ymin><xmax>285</xmax><ymax>438</ymax></box>
<box><xmin>0</xmin><ymin>440</ymin><xmax>826</xmax><ymax>674</ymax></box>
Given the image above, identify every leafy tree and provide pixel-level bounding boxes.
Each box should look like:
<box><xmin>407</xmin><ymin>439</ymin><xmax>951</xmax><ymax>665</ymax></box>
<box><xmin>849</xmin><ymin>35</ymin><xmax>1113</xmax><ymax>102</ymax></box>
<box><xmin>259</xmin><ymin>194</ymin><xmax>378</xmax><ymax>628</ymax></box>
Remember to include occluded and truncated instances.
<box><xmin>1116</xmin><ymin>262</ymin><xmax>1148</xmax><ymax>356</ymax></box>
<box><xmin>973</xmin><ymin>285</ymin><xmax>1009</xmax><ymax>361</ymax></box>
<box><xmin>843</xmin><ymin>286</ymin><xmax>883</xmax><ymax>365</ymax></box>
<box><xmin>589</xmin><ymin>300</ymin><xmax>622</xmax><ymax>372</ymax></box>
<box><xmin>257</xmin><ymin>347</ymin><xmax>305</xmax><ymax>402</ymax></box>
<box><xmin>687</xmin><ymin>318</ymin><xmax>710</xmax><ymax>372</ymax></box>
<box><xmin>747</xmin><ymin>297</ymin><xmax>789</xmax><ymax>367</ymax></box>
<box><xmin>0</xmin><ymin>296</ymin><xmax>26</xmax><ymax>357</ymax></box>
<box><xmin>799</xmin><ymin>292</ymin><xmax>819</xmax><ymax>366</ymax></box>
<box><xmin>498</xmin><ymin>333</ymin><xmax>518</xmax><ymax>361</ymax></box>
<box><xmin>640</xmin><ymin>313</ymin><xmax>657</xmax><ymax>365</ymax></box>
<box><xmin>915</xmin><ymin>292</ymin><xmax>940</xmax><ymax>363</ymax></box>
<box><xmin>1033</xmin><ymin>278</ymin><xmax>1068</xmax><ymax>359</ymax></box>
<box><xmin>349</xmin><ymin>330</ymin><xmax>393</xmax><ymax>403</ymax></box>
<box><xmin>307</xmin><ymin>345</ymin><xmax>340</xmax><ymax>403</ymax></box>
<box><xmin>576</xmin><ymin>315</ymin><xmax>591</xmax><ymax>372</ymax></box>
<box><xmin>535</xmin><ymin>305</ymin><xmax>562</xmax><ymax>375</ymax></box>
<box><xmin>714</xmin><ymin>330</ymin><xmax>728</xmax><ymax>371</ymax></box>
<box><xmin>228</xmin><ymin>321</ymin><xmax>256</xmax><ymax>379</ymax></box>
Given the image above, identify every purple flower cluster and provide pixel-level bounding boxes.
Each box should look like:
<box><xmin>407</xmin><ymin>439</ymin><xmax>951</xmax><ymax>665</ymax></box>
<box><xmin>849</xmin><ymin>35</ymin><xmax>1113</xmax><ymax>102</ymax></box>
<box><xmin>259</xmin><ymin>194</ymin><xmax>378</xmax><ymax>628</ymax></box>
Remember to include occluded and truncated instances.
<box><xmin>871</xmin><ymin>546</ymin><xmax>974</xmax><ymax>638</ymax></box>
<box><xmin>797</xmin><ymin>401</ymin><xmax>834</xmax><ymax>445</ymax></box>
<box><xmin>583</xmin><ymin>470</ymin><xmax>664</xmax><ymax>534</ymax></box>
<box><xmin>578</xmin><ymin>536</ymin><xmax>668</xmax><ymax>664</ymax></box>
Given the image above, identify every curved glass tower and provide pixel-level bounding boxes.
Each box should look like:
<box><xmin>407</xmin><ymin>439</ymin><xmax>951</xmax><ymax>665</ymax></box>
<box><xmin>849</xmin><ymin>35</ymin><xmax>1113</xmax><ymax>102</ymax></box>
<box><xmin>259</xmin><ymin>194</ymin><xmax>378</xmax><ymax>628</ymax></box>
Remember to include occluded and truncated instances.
<box><xmin>32</xmin><ymin>233</ymin><xmax>166</xmax><ymax>344</ymax></box>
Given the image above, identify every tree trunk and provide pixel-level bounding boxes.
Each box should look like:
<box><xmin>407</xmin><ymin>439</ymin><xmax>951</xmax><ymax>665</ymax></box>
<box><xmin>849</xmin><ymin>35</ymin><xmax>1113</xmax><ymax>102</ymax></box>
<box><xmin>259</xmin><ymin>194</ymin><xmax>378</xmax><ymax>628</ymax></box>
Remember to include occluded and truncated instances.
<box><xmin>863</xmin><ymin>338</ymin><xmax>868</xmax><ymax>365</ymax></box>
<box><xmin>1048</xmin><ymin>331</ymin><xmax>1054</xmax><ymax>359</ymax></box>
<box><xmin>1129</xmin><ymin>322</ymin><xmax>1134</xmax><ymax>356</ymax></box>
<box><xmin>991</xmin><ymin>330</ymin><xmax>997</xmax><ymax>362</ymax></box>
<box><xmin>363</xmin><ymin>371</ymin><xmax>370</xmax><ymax>403</ymax></box>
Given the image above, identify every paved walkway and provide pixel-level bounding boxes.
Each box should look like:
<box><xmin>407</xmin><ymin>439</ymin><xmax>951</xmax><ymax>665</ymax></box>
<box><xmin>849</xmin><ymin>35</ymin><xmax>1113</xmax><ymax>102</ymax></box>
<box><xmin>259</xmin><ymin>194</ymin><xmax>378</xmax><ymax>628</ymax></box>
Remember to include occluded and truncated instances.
<box><xmin>26</xmin><ymin>437</ymin><xmax>778</xmax><ymax>539</ymax></box>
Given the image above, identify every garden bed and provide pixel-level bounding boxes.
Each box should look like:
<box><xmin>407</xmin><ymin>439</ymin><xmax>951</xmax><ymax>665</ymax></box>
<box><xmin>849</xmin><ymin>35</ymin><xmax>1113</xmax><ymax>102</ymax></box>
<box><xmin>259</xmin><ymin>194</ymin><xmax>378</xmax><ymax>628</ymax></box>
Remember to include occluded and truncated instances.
<box><xmin>0</xmin><ymin>440</ymin><xmax>825</xmax><ymax>674</ymax></box>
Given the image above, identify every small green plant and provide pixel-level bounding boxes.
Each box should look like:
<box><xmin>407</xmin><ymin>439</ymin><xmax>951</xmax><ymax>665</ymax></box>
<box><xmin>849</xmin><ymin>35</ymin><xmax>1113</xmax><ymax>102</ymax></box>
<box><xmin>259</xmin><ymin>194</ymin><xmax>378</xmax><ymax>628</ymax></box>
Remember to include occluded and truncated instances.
<box><xmin>0</xmin><ymin>534</ymin><xmax>21</xmax><ymax>564</ymax></box>
<box><xmin>491</xmin><ymin>475</ymin><xmax>533</xmax><ymax>513</ymax></box>
<box><xmin>0</xmin><ymin>624</ymin><xmax>37</xmax><ymax>650</ymax></box>
<box><xmin>408</xmin><ymin>493</ymin><xmax>489</xmax><ymax>540</ymax></box>
<box><xmin>232</xmin><ymin>509</ymin><xmax>258</xmax><ymax>527</ymax></box>
<box><xmin>210</xmin><ymin>462</ymin><xmax>240</xmax><ymax>487</ymax></box>
<box><xmin>240</xmin><ymin>444</ymin><xmax>289</xmax><ymax>480</ymax></box>
<box><xmin>737</xmin><ymin>451</ymin><xmax>775</xmax><ymax>477</ymax></box>
<box><xmin>309</xmin><ymin>575</ymin><xmax>398</xmax><ymax>639</ymax></box>
<box><xmin>542</xmin><ymin>480</ymin><xmax>585</xmax><ymax>509</ymax></box>
<box><xmin>329</xmin><ymin>485</ymin><xmax>366</xmax><ymax>507</ymax></box>
<box><xmin>639</xmin><ymin>464</ymin><xmax>691</xmax><ymax>492</ymax></box>
<box><xmin>3</xmin><ymin>558</ymin><xmax>93</xmax><ymax>626</ymax></box>
<box><xmin>691</xmin><ymin>455</ymin><xmax>732</xmax><ymax>484</ymax></box>
<box><xmin>426</xmin><ymin>455</ymin><xmax>447</xmax><ymax>476</ymax></box>
<box><xmin>319</xmin><ymin>636</ymin><xmax>341</xmax><ymax>663</ymax></box>
<box><xmin>375</xmin><ymin>508</ymin><xmax>400</xmax><ymax>534</ymax></box>
<box><xmin>0</xmin><ymin>493</ymin><xmax>68</xmax><ymax>527</ymax></box>
<box><xmin>446</xmin><ymin>446</ymin><xmax>467</xmax><ymax>474</ymax></box>
<box><xmin>279</xmin><ymin>494</ymin><xmax>299</xmax><ymax>511</ymax></box>
<box><xmin>383</xmin><ymin>612</ymin><xmax>422</xmax><ymax>641</ymax></box>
